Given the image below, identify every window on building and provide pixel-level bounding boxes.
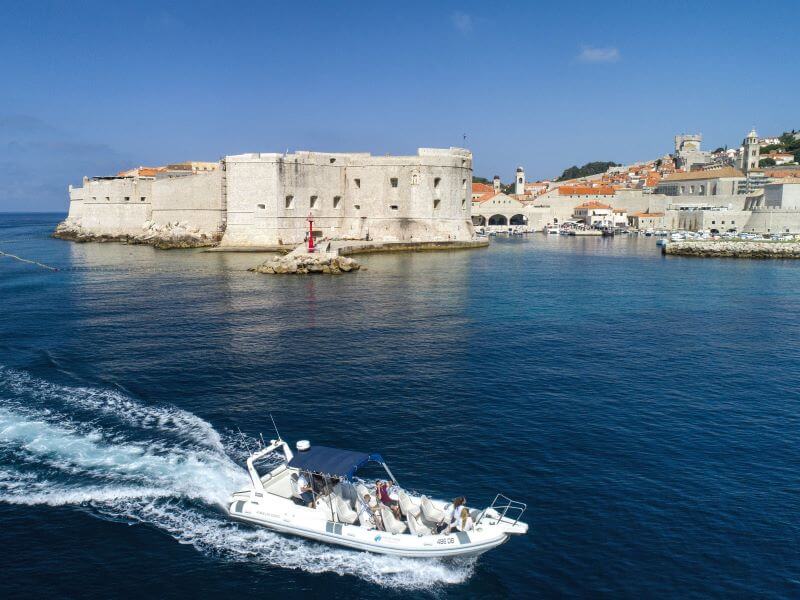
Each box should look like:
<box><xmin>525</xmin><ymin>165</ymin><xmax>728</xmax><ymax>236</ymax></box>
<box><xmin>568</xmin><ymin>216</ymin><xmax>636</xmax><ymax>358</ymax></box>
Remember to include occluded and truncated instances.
<box><xmin>354</xmin><ymin>204</ymin><xmax>361</xmax><ymax>210</ymax></box>
<box><xmin>257</xmin><ymin>204</ymin><xmax>265</xmax><ymax>209</ymax></box>
<box><xmin>434</xmin><ymin>177</ymin><xmax>441</xmax><ymax>188</ymax></box>
<box><xmin>389</xmin><ymin>205</ymin><xmax>399</xmax><ymax>210</ymax></box>
<box><xmin>731</xmin><ymin>220</ymin><xmax>735</xmax><ymax>224</ymax></box>
<box><xmin>329</xmin><ymin>158</ymin><xmax>336</xmax><ymax>164</ymax></box>
<box><xmin>354</xmin><ymin>178</ymin><xmax>361</xmax><ymax>188</ymax></box>
<box><xmin>390</xmin><ymin>178</ymin><xmax>398</xmax><ymax>188</ymax></box>
<box><xmin>310</xmin><ymin>195</ymin><xmax>318</xmax><ymax>208</ymax></box>
<box><xmin>124</xmin><ymin>196</ymin><xmax>130</xmax><ymax>202</ymax></box>
<box><xmin>140</xmin><ymin>197</ymin><xmax>146</xmax><ymax>202</ymax></box>
<box><xmin>711</xmin><ymin>220</ymin><xmax>716</xmax><ymax>224</ymax></box>
<box><xmin>462</xmin><ymin>179</ymin><xmax>467</xmax><ymax>190</ymax></box>
<box><xmin>105</xmin><ymin>196</ymin><xmax>110</xmax><ymax>201</ymax></box>
<box><xmin>92</xmin><ymin>196</ymin><xmax>96</xmax><ymax>201</ymax></box>
<box><xmin>433</xmin><ymin>198</ymin><xmax>441</xmax><ymax>209</ymax></box>
<box><xmin>333</xmin><ymin>196</ymin><xmax>341</xmax><ymax>209</ymax></box>
<box><xmin>285</xmin><ymin>195</ymin><xmax>294</xmax><ymax>209</ymax></box>
<box><xmin>462</xmin><ymin>198</ymin><xmax>466</xmax><ymax>209</ymax></box>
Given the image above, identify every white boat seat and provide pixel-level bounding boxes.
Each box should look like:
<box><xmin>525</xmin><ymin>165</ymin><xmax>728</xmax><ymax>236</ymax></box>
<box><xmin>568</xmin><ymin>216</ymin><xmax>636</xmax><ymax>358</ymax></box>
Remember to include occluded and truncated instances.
<box><xmin>397</xmin><ymin>490</ymin><xmax>421</xmax><ymax>518</ymax></box>
<box><xmin>333</xmin><ymin>482</ymin><xmax>356</xmax><ymax>508</ymax></box>
<box><xmin>334</xmin><ymin>495</ymin><xmax>358</xmax><ymax>524</ymax></box>
<box><xmin>420</xmin><ymin>496</ymin><xmax>444</xmax><ymax>525</ymax></box>
<box><xmin>355</xmin><ymin>483</ymin><xmax>371</xmax><ymax>504</ymax></box>
<box><xmin>407</xmin><ymin>513</ymin><xmax>431</xmax><ymax>537</ymax></box>
<box><xmin>379</xmin><ymin>506</ymin><xmax>407</xmax><ymax>534</ymax></box>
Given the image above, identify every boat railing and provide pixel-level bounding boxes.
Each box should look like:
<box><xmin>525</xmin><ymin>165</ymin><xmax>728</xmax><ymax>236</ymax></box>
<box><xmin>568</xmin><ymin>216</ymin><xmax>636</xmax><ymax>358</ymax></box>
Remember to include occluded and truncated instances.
<box><xmin>477</xmin><ymin>493</ymin><xmax>527</xmax><ymax>527</ymax></box>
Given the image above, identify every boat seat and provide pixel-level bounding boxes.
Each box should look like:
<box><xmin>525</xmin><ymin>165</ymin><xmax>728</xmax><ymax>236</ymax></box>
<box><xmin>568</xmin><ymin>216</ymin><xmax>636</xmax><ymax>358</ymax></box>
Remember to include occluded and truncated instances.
<box><xmin>420</xmin><ymin>496</ymin><xmax>444</xmax><ymax>526</ymax></box>
<box><xmin>334</xmin><ymin>495</ymin><xmax>358</xmax><ymax>524</ymax></box>
<box><xmin>355</xmin><ymin>482</ymin><xmax>372</xmax><ymax>505</ymax></box>
<box><xmin>379</xmin><ymin>506</ymin><xmax>407</xmax><ymax>535</ymax></box>
<box><xmin>398</xmin><ymin>490</ymin><xmax>421</xmax><ymax>518</ymax></box>
<box><xmin>407</xmin><ymin>513</ymin><xmax>431</xmax><ymax>537</ymax></box>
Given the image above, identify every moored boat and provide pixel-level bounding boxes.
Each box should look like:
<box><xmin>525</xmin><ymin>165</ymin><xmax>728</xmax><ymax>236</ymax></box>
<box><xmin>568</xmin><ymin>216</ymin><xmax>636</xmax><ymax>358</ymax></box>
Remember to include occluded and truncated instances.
<box><xmin>227</xmin><ymin>438</ymin><xmax>527</xmax><ymax>558</ymax></box>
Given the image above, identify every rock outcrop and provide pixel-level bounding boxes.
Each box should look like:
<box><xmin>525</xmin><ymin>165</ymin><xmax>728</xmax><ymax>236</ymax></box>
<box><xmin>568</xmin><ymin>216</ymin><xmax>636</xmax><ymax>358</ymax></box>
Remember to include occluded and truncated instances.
<box><xmin>664</xmin><ymin>240</ymin><xmax>800</xmax><ymax>258</ymax></box>
<box><xmin>53</xmin><ymin>219</ymin><xmax>220</xmax><ymax>249</ymax></box>
<box><xmin>249</xmin><ymin>254</ymin><xmax>361</xmax><ymax>275</ymax></box>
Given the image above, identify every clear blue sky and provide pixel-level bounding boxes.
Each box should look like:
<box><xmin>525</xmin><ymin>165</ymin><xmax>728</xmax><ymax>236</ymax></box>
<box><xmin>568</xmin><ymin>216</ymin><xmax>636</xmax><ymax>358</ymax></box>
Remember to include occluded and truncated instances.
<box><xmin>1</xmin><ymin>0</ymin><xmax>798</xmax><ymax>211</ymax></box>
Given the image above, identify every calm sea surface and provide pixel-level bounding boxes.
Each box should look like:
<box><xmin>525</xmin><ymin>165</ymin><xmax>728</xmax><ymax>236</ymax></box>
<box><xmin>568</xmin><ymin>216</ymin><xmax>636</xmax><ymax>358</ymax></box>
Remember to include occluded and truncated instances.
<box><xmin>1</xmin><ymin>213</ymin><xmax>798</xmax><ymax>599</ymax></box>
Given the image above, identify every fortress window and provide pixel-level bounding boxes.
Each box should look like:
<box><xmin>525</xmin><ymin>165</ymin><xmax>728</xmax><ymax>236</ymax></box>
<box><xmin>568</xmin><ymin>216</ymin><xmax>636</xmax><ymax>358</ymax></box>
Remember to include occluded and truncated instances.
<box><xmin>462</xmin><ymin>198</ymin><xmax>466</xmax><ymax>209</ymax></box>
<box><xmin>285</xmin><ymin>195</ymin><xmax>295</xmax><ymax>209</ymax></box>
<box><xmin>310</xmin><ymin>195</ymin><xmax>318</xmax><ymax>208</ymax></box>
<box><xmin>329</xmin><ymin>158</ymin><xmax>336</xmax><ymax>164</ymax></box>
<box><xmin>105</xmin><ymin>196</ymin><xmax>110</xmax><ymax>202</ymax></box>
<box><xmin>257</xmin><ymin>204</ymin><xmax>266</xmax><ymax>210</ymax></box>
<box><xmin>124</xmin><ymin>196</ymin><xmax>130</xmax><ymax>202</ymax></box>
<box><xmin>354</xmin><ymin>178</ymin><xmax>361</xmax><ymax>188</ymax></box>
<box><xmin>390</xmin><ymin>178</ymin><xmax>398</xmax><ymax>188</ymax></box>
<box><xmin>389</xmin><ymin>205</ymin><xmax>399</xmax><ymax>211</ymax></box>
<box><xmin>140</xmin><ymin>196</ymin><xmax>146</xmax><ymax>202</ymax></box>
<box><xmin>92</xmin><ymin>196</ymin><xmax>96</xmax><ymax>201</ymax></box>
<box><xmin>434</xmin><ymin>177</ymin><xmax>441</xmax><ymax>188</ymax></box>
<box><xmin>333</xmin><ymin>196</ymin><xmax>341</xmax><ymax>209</ymax></box>
<box><xmin>354</xmin><ymin>204</ymin><xmax>361</xmax><ymax>210</ymax></box>
<box><xmin>433</xmin><ymin>198</ymin><xmax>441</xmax><ymax>209</ymax></box>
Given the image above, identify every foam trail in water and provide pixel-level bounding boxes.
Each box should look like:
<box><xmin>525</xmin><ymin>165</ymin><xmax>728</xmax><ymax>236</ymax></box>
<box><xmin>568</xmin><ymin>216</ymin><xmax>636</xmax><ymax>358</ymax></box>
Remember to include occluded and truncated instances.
<box><xmin>0</xmin><ymin>366</ymin><xmax>224</xmax><ymax>452</ymax></box>
<box><xmin>0</xmin><ymin>369</ymin><xmax>475</xmax><ymax>590</ymax></box>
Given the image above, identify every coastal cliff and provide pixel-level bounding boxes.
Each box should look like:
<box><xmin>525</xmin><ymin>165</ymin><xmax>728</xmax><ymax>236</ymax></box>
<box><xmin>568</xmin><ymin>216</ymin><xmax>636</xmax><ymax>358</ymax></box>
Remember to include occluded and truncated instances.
<box><xmin>664</xmin><ymin>240</ymin><xmax>800</xmax><ymax>258</ymax></box>
<box><xmin>54</xmin><ymin>219</ymin><xmax>221</xmax><ymax>249</ymax></box>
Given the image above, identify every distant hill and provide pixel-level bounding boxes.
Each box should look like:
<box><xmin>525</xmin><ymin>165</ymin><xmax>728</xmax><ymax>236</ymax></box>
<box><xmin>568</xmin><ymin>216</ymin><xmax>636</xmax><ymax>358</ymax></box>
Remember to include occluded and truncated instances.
<box><xmin>760</xmin><ymin>130</ymin><xmax>800</xmax><ymax>163</ymax></box>
<box><xmin>556</xmin><ymin>161</ymin><xmax>620</xmax><ymax>182</ymax></box>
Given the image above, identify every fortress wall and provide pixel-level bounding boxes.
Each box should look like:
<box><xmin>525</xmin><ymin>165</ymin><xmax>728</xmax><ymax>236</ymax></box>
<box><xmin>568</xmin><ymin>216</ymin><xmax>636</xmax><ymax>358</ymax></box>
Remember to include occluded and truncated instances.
<box><xmin>68</xmin><ymin>178</ymin><xmax>153</xmax><ymax>234</ymax></box>
<box><xmin>150</xmin><ymin>171</ymin><xmax>224</xmax><ymax>233</ymax></box>
<box><xmin>742</xmin><ymin>209</ymin><xmax>800</xmax><ymax>234</ymax></box>
<box><xmin>220</xmin><ymin>148</ymin><xmax>474</xmax><ymax>246</ymax></box>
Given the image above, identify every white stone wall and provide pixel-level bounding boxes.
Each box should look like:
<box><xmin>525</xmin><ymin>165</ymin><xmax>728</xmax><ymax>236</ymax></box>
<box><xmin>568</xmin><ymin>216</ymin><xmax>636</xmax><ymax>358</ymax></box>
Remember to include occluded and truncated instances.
<box><xmin>764</xmin><ymin>183</ymin><xmax>800</xmax><ymax>209</ymax></box>
<box><xmin>150</xmin><ymin>171</ymin><xmax>224</xmax><ymax>234</ymax></box>
<box><xmin>66</xmin><ymin>177</ymin><xmax>153</xmax><ymax>234</ymax></box>
<box><xmin>220</xmin><ymin>148</ymin><xmax>474</xmax><ymax>246</ymax></box>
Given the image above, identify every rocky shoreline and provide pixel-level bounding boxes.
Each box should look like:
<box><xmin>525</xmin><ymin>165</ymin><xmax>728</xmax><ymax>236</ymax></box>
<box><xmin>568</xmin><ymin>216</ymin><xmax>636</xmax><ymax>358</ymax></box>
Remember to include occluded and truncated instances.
<box><xmin>249</xmin><ymin>254</ymin><xmax>361</xmax><ymax>275</ymax></box>
<box><xmin>53</xmin><ymin>220</ymin><xmax>220</xmax><ymax>249</ymax></box>
<box><xmin>664</xmin><ymin>240</ymin><xmax>800</xmax><ymax>258</ymax></box>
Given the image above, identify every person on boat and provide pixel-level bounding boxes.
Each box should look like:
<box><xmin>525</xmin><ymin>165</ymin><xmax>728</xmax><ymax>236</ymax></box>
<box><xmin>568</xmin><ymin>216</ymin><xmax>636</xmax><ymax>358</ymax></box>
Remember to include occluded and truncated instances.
<box><xmin>438</xmin><ymin>496</ymin><xmax>466</xmax><ymax>533</ymax></box>
<box><xmin>291</xmin><ymin>472</ymin><xmax>315</xmax><ymax>508</ymax></box>
<box><xmin>357</xmin><ymin>493</ymin><xmax>379</xmax><ymax>530</ymax></box>
<box><xmin>454</xmin><ymin>506</ymin><xmax>474</xmax><ymax>532</ymax></box>
<box><xmin>375</xmin><ymin>480</ymin><xmax>401</xmax><ymax>520</ymax></box>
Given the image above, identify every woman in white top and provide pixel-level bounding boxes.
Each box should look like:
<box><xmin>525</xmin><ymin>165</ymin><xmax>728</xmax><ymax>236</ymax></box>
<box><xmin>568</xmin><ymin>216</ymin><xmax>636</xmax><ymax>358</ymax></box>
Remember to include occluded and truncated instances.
<box><xmin>454</xmin><ymin>507</ymin><xmax>474</xmax><ymax>532</ymax></box>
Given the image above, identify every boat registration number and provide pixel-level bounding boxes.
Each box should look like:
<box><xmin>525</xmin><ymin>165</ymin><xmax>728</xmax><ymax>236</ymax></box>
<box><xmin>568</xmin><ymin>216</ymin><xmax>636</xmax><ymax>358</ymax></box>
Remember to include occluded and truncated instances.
<box><xmin>436</xmin><ymin>537</ymin><xmax>455</xmax><ymax>545</ymax></box>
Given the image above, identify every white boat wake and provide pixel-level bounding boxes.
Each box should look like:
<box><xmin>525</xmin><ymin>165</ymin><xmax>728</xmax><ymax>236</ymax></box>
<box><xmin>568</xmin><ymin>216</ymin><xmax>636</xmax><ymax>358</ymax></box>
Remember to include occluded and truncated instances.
<box><xmin>0</xmin><ymin>367</ymin><xmax>475</xmax><ymax>589</ymax></box>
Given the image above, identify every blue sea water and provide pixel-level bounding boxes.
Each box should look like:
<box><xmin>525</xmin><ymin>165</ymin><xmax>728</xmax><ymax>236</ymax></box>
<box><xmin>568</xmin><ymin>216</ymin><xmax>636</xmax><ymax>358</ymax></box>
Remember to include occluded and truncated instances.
<box><xmin>0</xmin><ymin>213</ymin><xmax>798</xmax><ymax>598</ymax></box>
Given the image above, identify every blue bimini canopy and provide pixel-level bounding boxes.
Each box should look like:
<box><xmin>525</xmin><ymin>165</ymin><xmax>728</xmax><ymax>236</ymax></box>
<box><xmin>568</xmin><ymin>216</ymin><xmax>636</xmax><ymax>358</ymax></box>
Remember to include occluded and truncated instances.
<box><xmin>287</xmin><ymin>445</ymin><xmax>384</xmax><ymax>479</ymax></box>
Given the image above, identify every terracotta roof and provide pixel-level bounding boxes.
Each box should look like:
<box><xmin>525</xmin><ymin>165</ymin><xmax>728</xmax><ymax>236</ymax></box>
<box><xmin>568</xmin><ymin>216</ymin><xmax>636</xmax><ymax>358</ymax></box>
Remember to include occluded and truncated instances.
<box><xmin>472</xmin><ymin>182</ymin><xmax>494</xmax><ymax>194</ymax></box>
<box><xmin>613</xmin><ymin>208</ymin><xmax>627</xmax><ymax>213</ymax></box>
<box><xmin>660</xmin><ymin>167</ymin><xmax>743</xmax><ymax>182</ymax></box>
<box><xmin>474</xmin><ymin>192</ymin><xmax>499</xmax><ymax>203</ymax></box>
<box><xmin>575</xmin><ymin>201</ymin><xmax>612</xmax><ymax>210</ymax></box>
<box><xmin>117</xmin><ymin>166</ymin><xmax>165</xmax><ymax>177</ymax></box>
<box><xmin>629</xmin><ymin>211</ymin><xmax>665</xmax><ymax>218</ymax></box>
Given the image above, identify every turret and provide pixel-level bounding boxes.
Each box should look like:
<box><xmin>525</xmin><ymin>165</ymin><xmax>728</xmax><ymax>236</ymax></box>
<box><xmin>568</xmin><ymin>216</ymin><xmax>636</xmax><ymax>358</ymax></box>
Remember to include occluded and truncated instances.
<box><xmin>493</xmin><ymin>175</ymin><xmax>501</xmax><ymax>193</ymax></box>
<box><xmin>742</xmin><ymin>128</ymin><xmax>760</xmax><ymax>174</ymax></box>
<box><xmin>515</xmin><ymin>166</ymin><xmax>525</xmax><ymax>195</ymax></box>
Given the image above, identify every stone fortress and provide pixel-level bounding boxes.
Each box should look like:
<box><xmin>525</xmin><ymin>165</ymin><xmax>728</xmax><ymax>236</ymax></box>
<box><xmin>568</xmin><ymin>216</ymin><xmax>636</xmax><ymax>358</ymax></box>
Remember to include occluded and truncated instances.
<box><xmin>56</xmin><ymin>148</ymin><xmax>475</xmax><ymax>248</ymax></box>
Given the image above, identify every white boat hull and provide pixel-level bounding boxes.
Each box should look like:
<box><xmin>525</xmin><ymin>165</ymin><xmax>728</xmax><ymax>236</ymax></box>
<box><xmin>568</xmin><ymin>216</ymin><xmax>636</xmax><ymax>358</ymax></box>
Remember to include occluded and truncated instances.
<box><xmin>227</xmin><ymin>494</ymin><xmax>524</xmax><ymax>558</ymax></box>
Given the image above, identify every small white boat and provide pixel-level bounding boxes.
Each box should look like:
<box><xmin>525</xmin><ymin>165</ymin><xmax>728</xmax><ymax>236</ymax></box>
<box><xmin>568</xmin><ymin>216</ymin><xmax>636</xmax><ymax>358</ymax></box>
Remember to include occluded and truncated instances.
<box><xmin>543</xmin><ymin>226</ymin><xmax>560</xmax><ymax>235</ymax></box>
<box><xmin>227</xmin><ymin>438</ymin><xmax>528</xmax><ymax>558</ymax></box>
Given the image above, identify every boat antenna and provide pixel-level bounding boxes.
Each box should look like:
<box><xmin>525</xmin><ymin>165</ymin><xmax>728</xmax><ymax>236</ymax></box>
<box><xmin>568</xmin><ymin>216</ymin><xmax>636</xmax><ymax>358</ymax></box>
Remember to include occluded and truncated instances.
<box><xmin>269</xmin><ymin>413</ymin><xmax>282</xmax><ymax>441</ymax></box>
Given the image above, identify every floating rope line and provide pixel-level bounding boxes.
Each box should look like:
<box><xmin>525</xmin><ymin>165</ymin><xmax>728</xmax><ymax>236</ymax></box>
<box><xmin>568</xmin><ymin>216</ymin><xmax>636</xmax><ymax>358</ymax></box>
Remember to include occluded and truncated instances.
<box><xmin>0</xmin><ymin>250</ymin><xmax>58</xmax><ymax>271</ymax></box>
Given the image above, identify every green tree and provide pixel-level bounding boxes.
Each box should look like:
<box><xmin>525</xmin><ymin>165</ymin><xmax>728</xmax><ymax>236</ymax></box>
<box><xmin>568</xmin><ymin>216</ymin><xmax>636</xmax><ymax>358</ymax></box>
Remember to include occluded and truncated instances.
<box><xmin>472</xmin><ymin>176</ymin><xmax>490</xmax><ymax>184</ymax></box>
<box><xmin>556</xmin><ymin>161</ymin><xmax>620</xmax><ymax>181</ymax></box>
<box><xmin>759</xmin><ymin>157</ymin><xmax>776</xmax><ymax>168</ymax></box>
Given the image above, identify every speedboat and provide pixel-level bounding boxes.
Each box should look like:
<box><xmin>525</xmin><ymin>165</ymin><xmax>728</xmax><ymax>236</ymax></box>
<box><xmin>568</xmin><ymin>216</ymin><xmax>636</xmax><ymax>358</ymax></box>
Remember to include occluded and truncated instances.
<box><xmin>227</xmin><ymin>438</ymin><xmax>528</xmax><ymax>558</ymax></box>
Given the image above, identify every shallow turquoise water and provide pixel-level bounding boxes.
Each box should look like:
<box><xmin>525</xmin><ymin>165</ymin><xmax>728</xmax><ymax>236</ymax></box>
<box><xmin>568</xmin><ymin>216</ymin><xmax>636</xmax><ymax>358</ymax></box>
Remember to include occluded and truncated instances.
<box><xmin>1</xmin><ymin>214</ymin><xmax>799</xmax><ymax>598</ymax></box>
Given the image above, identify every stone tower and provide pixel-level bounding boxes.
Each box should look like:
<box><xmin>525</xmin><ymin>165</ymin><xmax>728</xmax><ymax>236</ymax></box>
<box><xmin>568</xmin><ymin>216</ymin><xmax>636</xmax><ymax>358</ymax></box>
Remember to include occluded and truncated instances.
<box><xmin>515</xmin><ymin>166</ymin><xmax>525</xmax><ymax>195</ymax></box>
<box><xmin>493</xmin><ymin>175</ymin><xmax>501</xmax><ymax>193</ymax></box>
<box><xmin>742</xmin><ymin>128</ymin><xmax>760</xmax><ymax>174</ymax></box>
